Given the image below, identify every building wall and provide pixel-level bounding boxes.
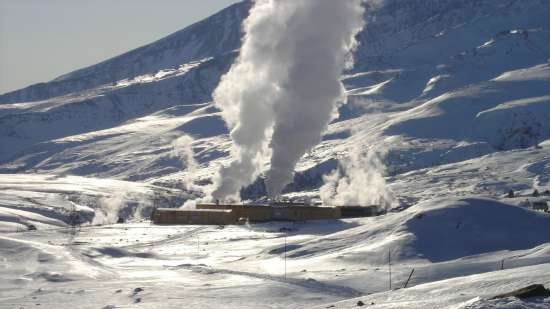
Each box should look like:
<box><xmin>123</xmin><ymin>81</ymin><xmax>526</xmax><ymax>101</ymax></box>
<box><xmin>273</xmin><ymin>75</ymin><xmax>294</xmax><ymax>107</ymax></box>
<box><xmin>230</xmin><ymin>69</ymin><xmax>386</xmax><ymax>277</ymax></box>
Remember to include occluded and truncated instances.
<box><xmin>337</xmin><ymin>206</ymin><xmax>378</xmax><ymax>218</ymax></box>
<box><xmin>197</xmin><ymin>204</ymin><xmax>341</xmax><ymax>222</ymax></box>
<box><xmin>152</xmin><ymin>204</ymin><xmax>377</xmax><ymax>225</ymax></box>
<box><xmin>152</xmin><ymin>209</ymin><xmax>236</xmax><ymax>225</ymax></box>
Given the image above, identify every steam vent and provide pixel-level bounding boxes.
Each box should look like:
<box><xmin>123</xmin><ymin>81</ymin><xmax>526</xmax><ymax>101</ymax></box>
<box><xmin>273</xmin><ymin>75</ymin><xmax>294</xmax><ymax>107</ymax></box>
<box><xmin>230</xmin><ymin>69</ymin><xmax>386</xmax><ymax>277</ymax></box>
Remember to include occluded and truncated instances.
<box><xmin>151</xmin><ymin>203</ymin><xmax>379</xmax><ymax>225</ymax></box>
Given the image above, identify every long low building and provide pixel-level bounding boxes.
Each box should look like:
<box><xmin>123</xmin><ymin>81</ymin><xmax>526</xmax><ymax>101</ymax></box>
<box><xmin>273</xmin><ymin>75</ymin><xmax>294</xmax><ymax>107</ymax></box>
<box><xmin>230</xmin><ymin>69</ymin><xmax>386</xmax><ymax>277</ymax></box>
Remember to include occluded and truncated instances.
<box><xmin>151</xmin><ymin>203</ymin><xmax>379</xmax><ymax>225</ymax></box>
<box><xmin>197</xmin><ymin>203</ymin><xmax>341</xmax><ymax>221</ymax></box>
<box><xmin>151</xmin><ymin>208</ymin><xmax>236</xmax><ymax>225</ymax></box>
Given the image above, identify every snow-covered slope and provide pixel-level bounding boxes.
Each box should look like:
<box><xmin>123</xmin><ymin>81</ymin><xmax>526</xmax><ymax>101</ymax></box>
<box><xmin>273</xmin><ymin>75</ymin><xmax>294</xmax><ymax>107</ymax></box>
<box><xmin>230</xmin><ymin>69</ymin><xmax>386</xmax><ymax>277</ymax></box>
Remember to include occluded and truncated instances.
<box><xmin>1</xmin><ymin>0</ymin><xmax>549</xmax><ymax>193</ymax></box>
<box><xmin>0</xmin><ymin>197</ymin><xmax>548</xmax><ymax>309</ymax></box>
<box><xmin>0</xmin><ymin>1</ymin><xmax>250</xmax><ymax>105</ymax></box>
<box><xmin>1</xmin><ymin>1</ymin><xmax>550</xmax><ymax>308</ymax></box>
<box><xmin>314</xmin><ymin>264</ymin><xmax>550</xmax><ymax>309</ymax></box>
<box><xmin>0</xmin><ymin>174</ymin><xmax>188</xmax><ymax>232</ymax></box>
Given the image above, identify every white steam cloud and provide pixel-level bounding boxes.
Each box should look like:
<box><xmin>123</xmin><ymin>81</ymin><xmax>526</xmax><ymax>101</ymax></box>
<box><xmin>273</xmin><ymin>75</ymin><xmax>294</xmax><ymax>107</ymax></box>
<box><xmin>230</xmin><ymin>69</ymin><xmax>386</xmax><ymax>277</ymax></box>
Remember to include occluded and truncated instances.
<box><xmin>213</xmin><ymin>0</ymin><xmax>365</xmax><ymax>201</ymax></box>
<box><xmin>172</xmin><ymin>136</ymin><xmax>199</xmax><ymax>191</ymax></box>
<box><xmin>92</xmin><ymin>191</ymin><xmax>129</xmax><ymax>225</ymax></box>
<box><xmin>320</xmin><ymin>147</ymin><xmax>393</xmax><ymax>208</ymax></box>
<box><xmin>92</xmin><ymin>189</ymin><xmax>156</xmax><ymax>225</ymax></box>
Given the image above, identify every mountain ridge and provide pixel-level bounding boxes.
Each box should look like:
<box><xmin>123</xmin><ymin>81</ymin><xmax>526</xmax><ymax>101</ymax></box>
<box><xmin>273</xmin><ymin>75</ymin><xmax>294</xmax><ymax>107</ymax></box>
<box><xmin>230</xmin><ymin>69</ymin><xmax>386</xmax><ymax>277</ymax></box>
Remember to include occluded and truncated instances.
<box><xmin>0</xmin><ymin>1</ymin><xmax>250</xmax><ymax>104</ymax></box>
<box><xmin>0</xmin><ymin>0</ymin><xmax>549</xmax><ymax>204</ymax></box>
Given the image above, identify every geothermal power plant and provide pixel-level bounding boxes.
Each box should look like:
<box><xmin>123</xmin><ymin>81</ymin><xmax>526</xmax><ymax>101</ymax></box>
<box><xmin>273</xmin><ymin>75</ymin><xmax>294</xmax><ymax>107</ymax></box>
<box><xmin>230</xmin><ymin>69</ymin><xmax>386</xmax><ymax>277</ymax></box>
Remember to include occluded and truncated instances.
<box><xmin>151</xmin><ymin>203</ymin><xmax>379</xmax><ymax>225</ymax></box>
<box><xmin>149</xmin><ymin>1</ymin><xmax>377</xmax><ymax>227</ymax></box>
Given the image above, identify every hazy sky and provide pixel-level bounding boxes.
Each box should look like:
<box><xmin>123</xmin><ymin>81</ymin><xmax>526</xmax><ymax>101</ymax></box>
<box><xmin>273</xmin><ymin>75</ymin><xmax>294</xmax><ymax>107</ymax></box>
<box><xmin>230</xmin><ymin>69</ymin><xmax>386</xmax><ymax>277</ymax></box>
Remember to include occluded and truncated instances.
<box><xmin>0</xmin><ymin>0</ymin><xmax>239</xmax><ymax>94</ymax></box>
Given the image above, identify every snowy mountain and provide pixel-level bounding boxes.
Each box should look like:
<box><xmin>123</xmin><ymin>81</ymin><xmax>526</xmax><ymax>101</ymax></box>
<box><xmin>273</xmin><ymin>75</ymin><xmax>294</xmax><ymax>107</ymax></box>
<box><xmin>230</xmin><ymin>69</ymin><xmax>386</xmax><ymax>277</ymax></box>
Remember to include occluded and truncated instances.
<box><xmin>0</xmin><ymin>1</ymin><xmax>250</xmax><ymax>105</ymax></box>
<box><xmin>1</xmin><ymin>0</ymin><xmax>548</xmax><ymax>190</ymax></box>
<box><xmin>1</xmin><ymin>1</ymin><xmax>549</xmax><ymax>308</ymax></box>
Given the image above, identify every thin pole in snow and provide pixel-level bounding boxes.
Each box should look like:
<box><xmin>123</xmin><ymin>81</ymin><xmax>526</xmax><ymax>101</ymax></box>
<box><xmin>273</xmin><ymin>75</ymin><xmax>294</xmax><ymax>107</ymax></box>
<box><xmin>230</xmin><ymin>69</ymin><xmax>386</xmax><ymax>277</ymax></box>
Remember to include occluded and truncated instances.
<box><xmin>388</xmin><ymin>249</ymin><xmax>392</xmax><ymax>291</ymax></box>
<box><xmin>403</xmin><ymin>268</ymin><xmax>415</xmax><ymax>289</ymax></box>
<box><xmin>284</xmin><ymin>232</ymin><xmax>287</xmax><ymax>281</ymax></box>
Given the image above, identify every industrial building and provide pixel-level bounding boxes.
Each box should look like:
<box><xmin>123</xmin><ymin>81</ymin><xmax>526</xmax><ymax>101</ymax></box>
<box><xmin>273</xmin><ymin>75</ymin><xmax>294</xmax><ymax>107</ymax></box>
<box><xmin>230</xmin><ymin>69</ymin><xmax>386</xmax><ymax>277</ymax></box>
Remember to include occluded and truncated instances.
<box><xmin>151</xmin><ymin>208</ymin><xmax>236</xmax><ymax>225</ymax></box>
<box><xmin>151</xmin><ymin>203</ymin><xmax>379</xmax><ymax>225</ymax></box>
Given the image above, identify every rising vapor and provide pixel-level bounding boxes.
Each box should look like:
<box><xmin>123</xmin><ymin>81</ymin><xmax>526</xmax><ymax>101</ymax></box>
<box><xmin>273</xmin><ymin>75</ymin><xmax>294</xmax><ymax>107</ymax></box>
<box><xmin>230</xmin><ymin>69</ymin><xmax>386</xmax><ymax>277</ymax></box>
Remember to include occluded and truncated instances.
<box><xmin>212</xmin><ymin>0</ymin><xmax>365</xmax><ymax>201</ymax></box>
<box><xmin>264</xmin><ymin>1</ymin><xmax>365</xmax><ymax>198</ymax></box>
<box><xmin>171</xmin><ymin>136</ymin><xmax>199</xmax><ymax>191</ymax></box>
<box><xmin>319</xmin><ymin>147</ymin><xmax>394</xmax><ymax>209</ymax></box>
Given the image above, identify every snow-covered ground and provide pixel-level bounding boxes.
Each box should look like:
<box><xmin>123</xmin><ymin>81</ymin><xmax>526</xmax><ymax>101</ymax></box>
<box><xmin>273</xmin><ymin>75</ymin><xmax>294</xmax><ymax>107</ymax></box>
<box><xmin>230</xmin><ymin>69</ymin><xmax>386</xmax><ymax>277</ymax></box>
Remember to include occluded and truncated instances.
<box><xmin>1</xmin><ymin>196</ymin><xmax>549</xmax><ymax>308</ymax></box>
<box><xmin>0</xmin><ymin>174</ymin><xmax>188</xmax><ymax>233</ymax></box>
<box><xmin>1</xmin><ymin>0</ymin><xmax>550</xmax><ymax>308</ymax></box>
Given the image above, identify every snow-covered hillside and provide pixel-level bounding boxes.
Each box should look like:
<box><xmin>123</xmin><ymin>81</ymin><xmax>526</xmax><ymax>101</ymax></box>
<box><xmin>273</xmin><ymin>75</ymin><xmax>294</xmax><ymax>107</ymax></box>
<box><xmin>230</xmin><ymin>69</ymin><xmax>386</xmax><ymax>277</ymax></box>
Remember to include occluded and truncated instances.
<box><xmin>0</xmin><ymin>1</ymin><xmax>251</xmax><ymax>105</ymax></box>
<box><xmin>1</xmin><ymin>0</ymin><xmax>549</xmax><ymax>308</ymax></box>
<box><xmin>1</xmin><ymin>0</ymin><xmax>549</xmax><ymax>192</ymax></box>
<box><xmin>1</xmin><ymin>197</ymin><xmax>549</xmax><ymax>309</ymax></box>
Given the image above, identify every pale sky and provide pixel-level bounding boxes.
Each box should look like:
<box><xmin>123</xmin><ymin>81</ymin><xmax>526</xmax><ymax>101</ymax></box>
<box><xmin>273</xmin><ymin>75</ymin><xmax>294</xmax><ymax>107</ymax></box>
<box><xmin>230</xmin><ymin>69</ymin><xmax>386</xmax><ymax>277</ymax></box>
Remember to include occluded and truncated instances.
<box><xmin>0</xmin><ymin>0</ymin><xmax>239</xmax><ymax>94</ymax></box>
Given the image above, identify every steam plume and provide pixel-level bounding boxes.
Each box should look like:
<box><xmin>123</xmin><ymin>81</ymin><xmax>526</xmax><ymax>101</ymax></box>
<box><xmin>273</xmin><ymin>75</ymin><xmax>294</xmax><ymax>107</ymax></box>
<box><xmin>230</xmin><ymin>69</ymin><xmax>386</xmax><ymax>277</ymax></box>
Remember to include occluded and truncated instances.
<box><xmin>172</xmin><ymin>136</ymin><xmax>199</xmax><ymax>191</ymax></box>
<box><xmin>92</xmin><ymin>191</ymin><xmax>129</xmax><ymax>225</ymax></box>
<box><xmin>264</xmin><ymin>1</ymin><xmax>364</xmax><ymax>197</ymax></box>
<box><xmin>320</xmin><ymin>147</ymin><xmax>393</xmax><ymax>208</ymax></box>
<box><xmin>213</xmin><ymin>0</ymin><xmax>365</xmax><ymax>201</ymax></box>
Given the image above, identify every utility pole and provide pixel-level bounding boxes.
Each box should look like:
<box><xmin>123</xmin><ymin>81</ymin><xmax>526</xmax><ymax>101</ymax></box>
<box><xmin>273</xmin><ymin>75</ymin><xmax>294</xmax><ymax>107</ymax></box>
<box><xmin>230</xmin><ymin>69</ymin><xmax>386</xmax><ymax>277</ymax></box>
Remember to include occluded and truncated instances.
<box><xmin>388</xmin><ymin>249</ymin><xmax>392</xmax><ymax>291</ymax></box>
<box><xmin>284</xmin><ymin>232</ymin><xmax>287</xmax><ymax>281</ymax></box>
